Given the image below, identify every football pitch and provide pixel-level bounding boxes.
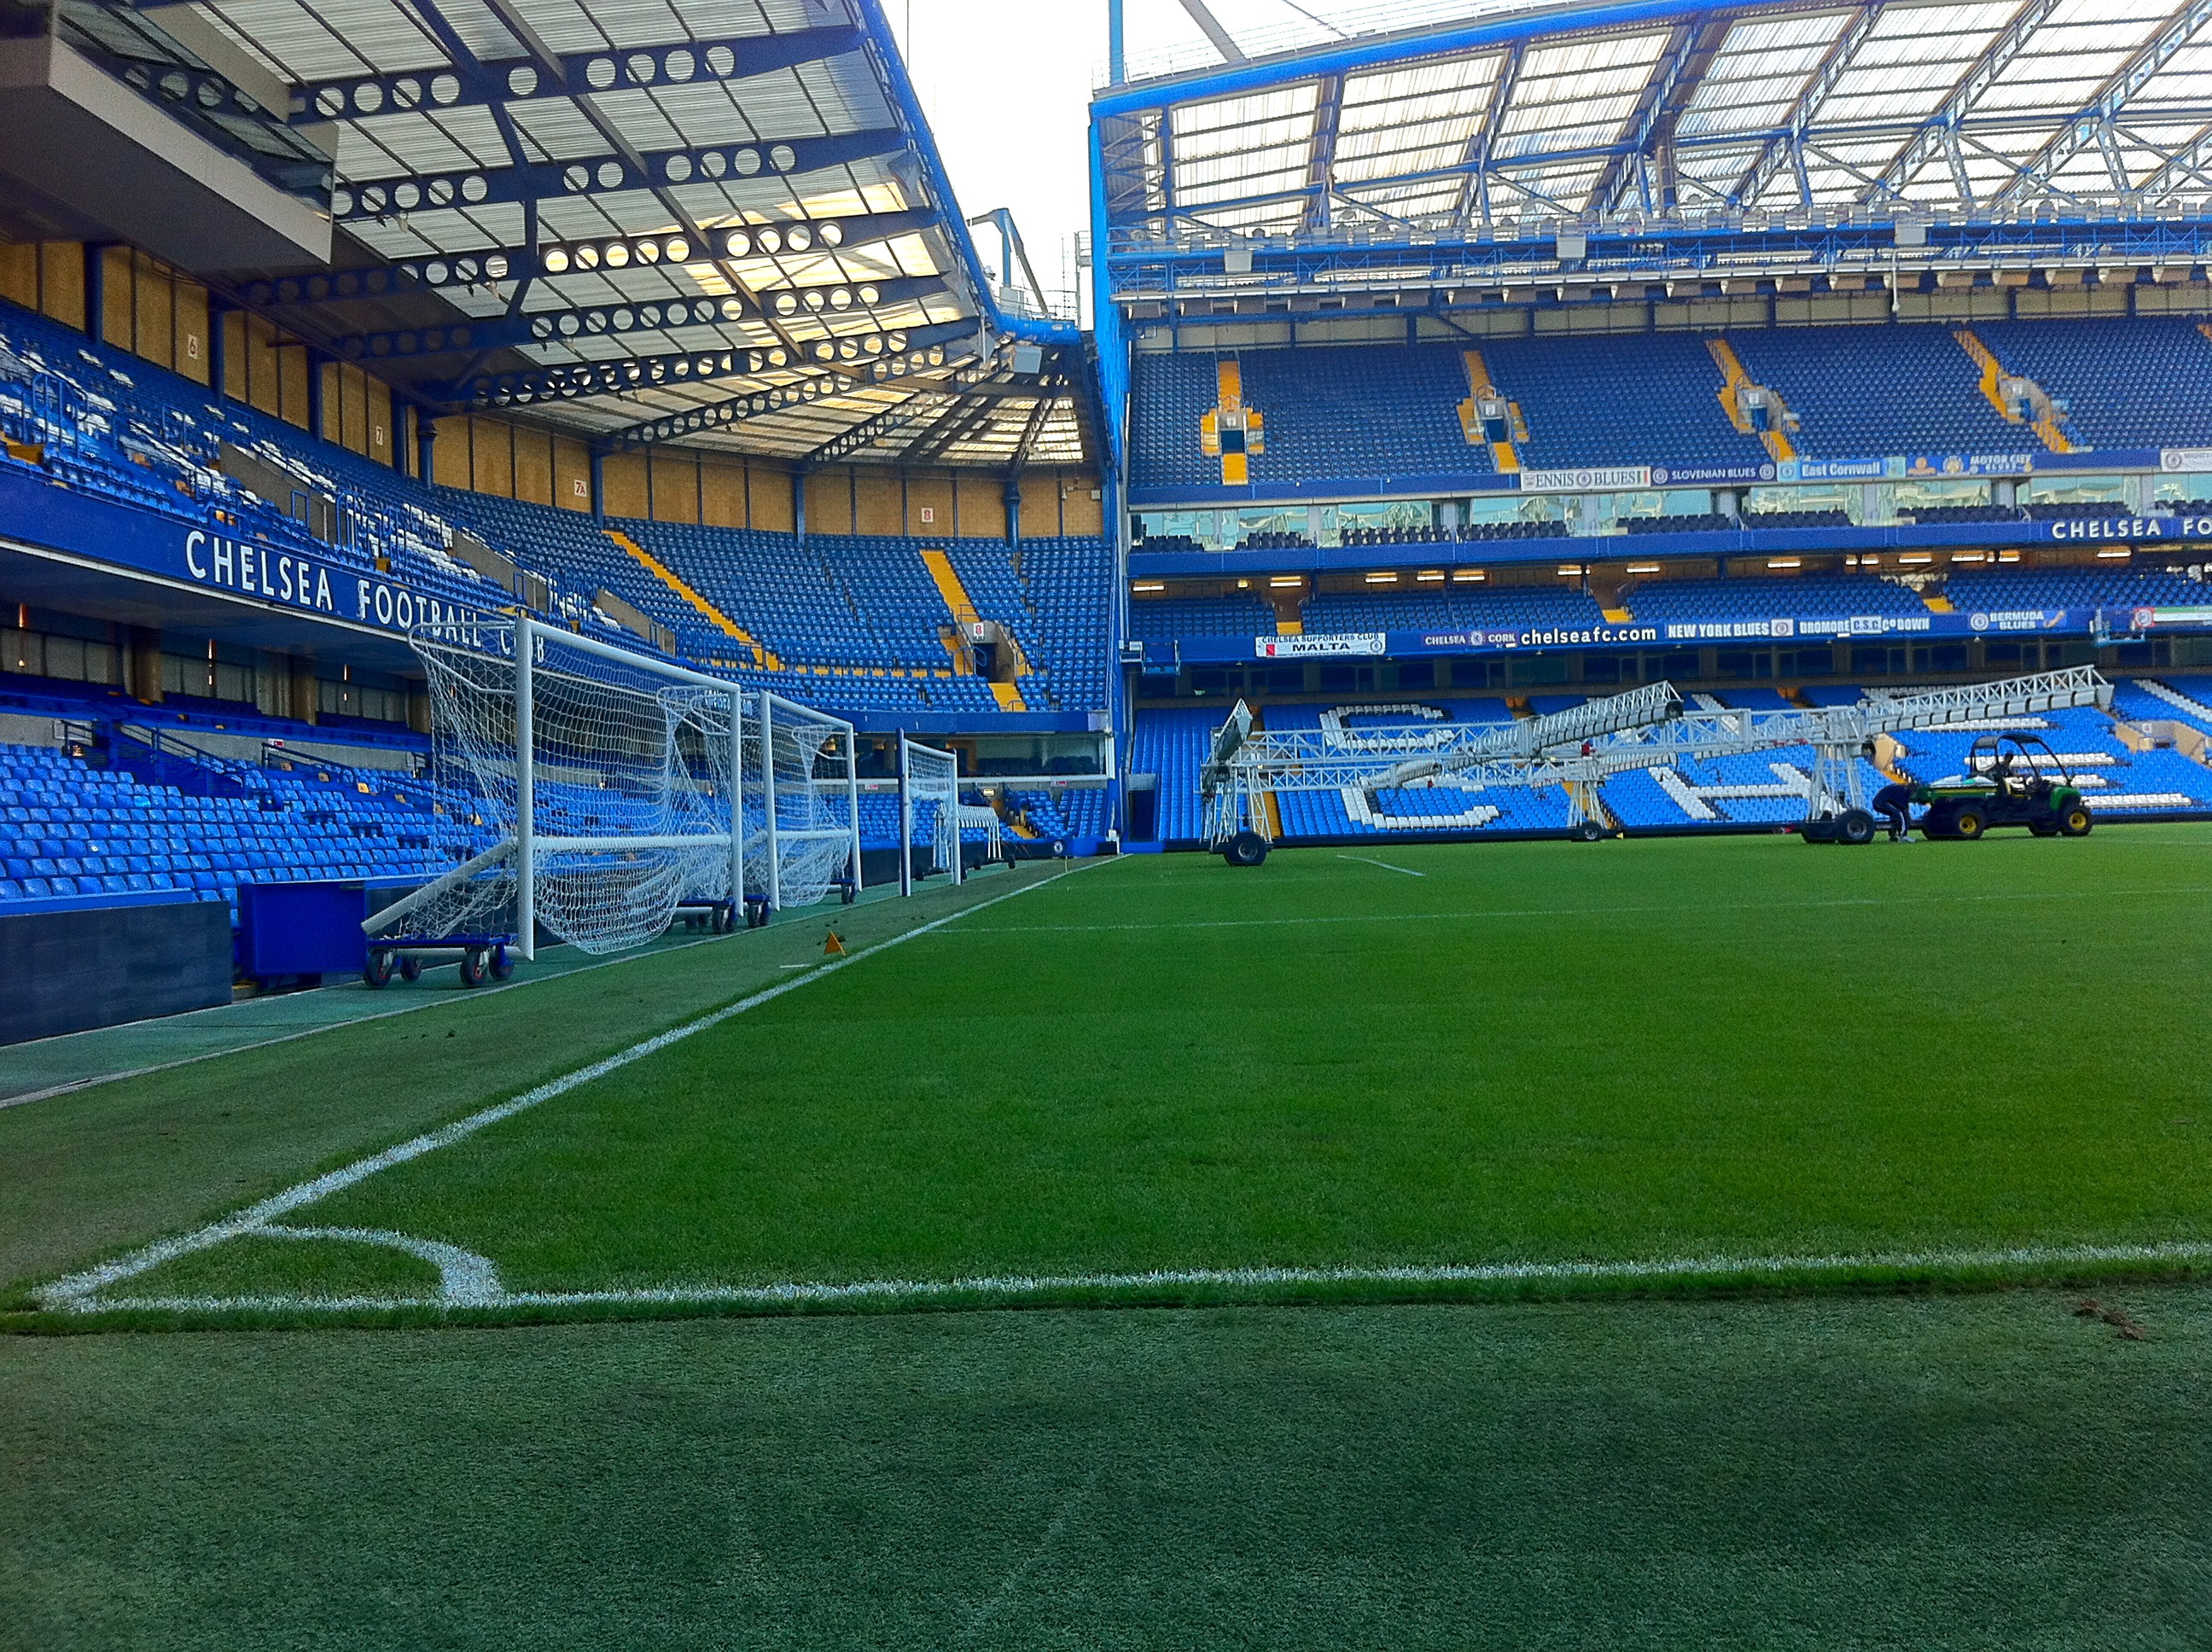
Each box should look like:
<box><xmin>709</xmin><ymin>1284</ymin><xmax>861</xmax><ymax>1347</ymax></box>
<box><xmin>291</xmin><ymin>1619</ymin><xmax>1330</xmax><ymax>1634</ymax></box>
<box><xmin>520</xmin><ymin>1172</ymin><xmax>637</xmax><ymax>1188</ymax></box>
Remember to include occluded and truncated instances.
<box><xmin>9</xmin><ymin>826</ymin><xmax>2212</xmax><ymax>1324</ymax></box>
<box><xmin>7</xmin><ymin>829</ymin><xmax>2212</xmax><ymax>1648</ymax></box>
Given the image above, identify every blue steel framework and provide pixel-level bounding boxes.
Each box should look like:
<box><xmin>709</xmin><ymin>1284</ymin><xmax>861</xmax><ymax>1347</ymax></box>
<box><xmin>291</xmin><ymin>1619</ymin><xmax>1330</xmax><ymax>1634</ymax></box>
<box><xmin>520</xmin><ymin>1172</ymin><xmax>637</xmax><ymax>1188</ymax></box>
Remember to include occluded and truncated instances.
<box><xmin>1089</xmin><ymin>0</ymin><xmax>2212</xmax><ymax>464</ymax></box>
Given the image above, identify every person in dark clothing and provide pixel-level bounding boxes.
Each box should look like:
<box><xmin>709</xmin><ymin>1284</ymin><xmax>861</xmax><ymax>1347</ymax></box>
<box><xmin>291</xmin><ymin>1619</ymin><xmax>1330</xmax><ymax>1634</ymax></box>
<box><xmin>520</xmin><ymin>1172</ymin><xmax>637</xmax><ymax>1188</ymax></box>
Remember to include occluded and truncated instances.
<box><xmin>1872</xmin><ymin>781</ymin><xmax>1916</xmax><ymax>841</ymax></box>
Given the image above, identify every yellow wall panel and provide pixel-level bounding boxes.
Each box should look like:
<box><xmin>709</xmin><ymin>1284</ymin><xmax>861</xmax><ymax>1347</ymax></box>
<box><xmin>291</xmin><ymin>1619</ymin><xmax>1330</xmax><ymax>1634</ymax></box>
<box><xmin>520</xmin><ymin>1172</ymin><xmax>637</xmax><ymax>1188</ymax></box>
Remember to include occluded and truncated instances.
<box><xmin>1060</xmin><ymin>471</ymin><xmax>1103</xmax><ymax>536</ymax></box>
<box><xmin>433</xmin><ymin>416</ymin><xmax>472</xmax><ymax>489</ymax></box>
<box><xmin>223</xmin><ymin>311</ymin><xmax>249</xmax><ymax>402</ymax></box>
<box><xmin>806</xmin><ymin>468</ymin><xmax>853</xmax><ymax>535</ymax></box>
<box><xmin>554</xmin><ymin>436</ymin><xmax>593</xmax><ymax>512</ymax></box>
<box><xmin>701</xmin><ymin>458</ymin><xmax>746</xmax><ymax>526</ymax></box>
<box><xmin>750</xmin><ymin>462</ymin><xmax>795</xmax><ymax>532</ymax></box>
<box><xmin>0</xmin><ymin>241</ymin><xmax>35</xmax><ymax>310</ymax></box>
<box><xmin>38</xmin><ymin>244</ymin><xmax>84</xmax><ymax>330</ymax></box>
<box><xmin>174</xmin><ymin>282</ymin><xmax>210</xmax><ymax>386</ymax></box>
<box><xmin>956</xmin><ymin>472</ymin><xmax>1005</xmax><ymax>540</ymax></box>
<box><xmin>905</xmin><ymin>469</ymin><xmax>952</xmax><ymax>535</ymax></box>
<box><xmin>602</xmin><ymin>451</ymin><xmax>649</xmax><ymax>519</ymax></box>
<box><xmin>854</xmin><ymin>468</ymin><xmax>903</xmax><ymax>535</ymax></box>
<box><xmin>278</xmin><ymin>344</ymin><xmax>309</xmax><ymax>428</ymax></box>
<box><xmin>367</xmin><ymin>377</ymin><xmax>393</xmax><ymax>467</ymax></box>
<box><xmin>469</xmin><ymin>417</ymin><xmax>514</xmax><ymax>497</ymax></box>
<box><xmin>133</xmin><ymin>254</ymin><xmax>172</xmax><ymax>369</ymax></box>
<box><xmin>246</xmin><ymin>317</ymin><xmax>281</xmax><ymax>416</ymax></box>
<box><xmin>513</xmin><ymin>428</ymin><xmax>554</xmax><ymax>505</ymax></box>
<box><xmin>649</xmin><ymin>451</ymin><xmax>700</xmax><ymax>523</ymax></box>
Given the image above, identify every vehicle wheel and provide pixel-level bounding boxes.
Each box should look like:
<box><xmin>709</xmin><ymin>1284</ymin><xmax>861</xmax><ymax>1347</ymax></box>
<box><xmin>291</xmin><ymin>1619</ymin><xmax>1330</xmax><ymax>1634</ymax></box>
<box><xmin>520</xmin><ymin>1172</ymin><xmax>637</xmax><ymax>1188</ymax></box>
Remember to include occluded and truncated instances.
<box><xmin>458</xmin><ymin>947</ymin><xmax>487</xmax><ymax>987</ymax></box>
<box><xmin>747</xmin><ymin>900</ymin><xmax>770</xmax><ymax>929</ymax></box>
<box><xmin>1222</xmin><ymin>829</ymin><xmax>1270</xmax><ymax>868</ymax></box>
<box><xmin>1953</xmin><ymin>808</ymin><xmax>1986</xmax><ymax>841</ymax></box>
<box><xmin>1838</xmin><ymin>809</ymin><xmax>1877</xmax><ymax>846</ymax></box>
<box><xmin>2060</xmin><ymin>804</ymin><xmax>2093</xmax><ymax>837</ymax></box>
<box><xmin>490</xmin><ymin>945</ymin><xmax>515</xmax><ymax>980</ymax></box>
<box><xmin>363</xmin><ymin>950</ymin><xmax>393</xmax><ymax>989</ymax></box>
<box><xmin>398</xmin><ymin>954</ymin><xmax>422</xmax><ymax>982</ymax></box>
<box><xmin>841</xmin><ymin>882</ymin><xmax>858</xmax><ymax>906</ymax></box>
<box><xmin>1572</xmin><ymin>821</ymin><xmax>1604</xmax><ymax>842</ymax></box>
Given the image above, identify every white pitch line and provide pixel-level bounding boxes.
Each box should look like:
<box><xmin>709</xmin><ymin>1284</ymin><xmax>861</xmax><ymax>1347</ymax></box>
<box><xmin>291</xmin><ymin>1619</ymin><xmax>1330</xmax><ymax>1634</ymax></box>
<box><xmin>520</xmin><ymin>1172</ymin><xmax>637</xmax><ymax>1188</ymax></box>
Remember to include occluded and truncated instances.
<box><xmin>1337</xmin><ymin>854</ymin><xmax>1426</xmax><ymax>877</ymax></box>
<box><xmin>63</xmin><ymin>1237</ymin><xmax>2212</xmax><ymax>1319</ymax></box>
<box><xmin>38</xmin><ymin>860</ymin><xmax>1111</xmax><ymax>1313</ymax></box>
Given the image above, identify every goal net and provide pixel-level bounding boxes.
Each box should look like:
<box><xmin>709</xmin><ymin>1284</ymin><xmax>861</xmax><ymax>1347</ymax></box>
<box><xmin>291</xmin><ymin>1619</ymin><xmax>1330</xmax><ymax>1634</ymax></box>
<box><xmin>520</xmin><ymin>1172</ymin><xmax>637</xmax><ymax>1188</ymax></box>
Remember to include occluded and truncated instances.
<box><xmin>379</xmin><ymin>620</ymin><xmax>859</xmax><ymax>957</ymax></box>
<box><xmin>900</xmin><ymin>735</ymin><xmax>963</xmax><ymax>890</ymax></box>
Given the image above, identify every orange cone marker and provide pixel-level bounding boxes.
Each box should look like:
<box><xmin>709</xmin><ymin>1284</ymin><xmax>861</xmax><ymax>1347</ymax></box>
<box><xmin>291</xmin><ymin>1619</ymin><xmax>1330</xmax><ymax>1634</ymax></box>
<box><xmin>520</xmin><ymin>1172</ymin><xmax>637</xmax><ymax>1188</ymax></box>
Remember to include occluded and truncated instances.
<box><xmin>824</xmin><ymin>930</ymin><xmax>847</xmax><ymax>957</ymax></box>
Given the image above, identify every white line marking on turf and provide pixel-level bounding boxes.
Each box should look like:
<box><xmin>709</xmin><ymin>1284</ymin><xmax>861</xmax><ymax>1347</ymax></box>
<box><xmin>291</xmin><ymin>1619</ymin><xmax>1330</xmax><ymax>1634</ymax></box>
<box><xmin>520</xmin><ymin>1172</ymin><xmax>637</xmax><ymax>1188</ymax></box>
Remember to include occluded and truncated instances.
<box><xmin>38</xmin><ymin>860</ymin><xmax>1113</xmax><ymax>1314</ymax></box>
<box><xmin>257</xmin><ymin>1225</ymin><xmax>506</xmax><ymax>1306</ymax></box>
<box><xmin>61</xmin><ymin>1238</ymin><xmax>2212</xmax><ymax>1319</ymax></box>
<box><xmin>1337</xmin><ymin>854</ymin><xmax>1426</xmax><ymax>877</ymax></box>
<box><xmin>958</xmin><ymin>884</ymin><xmax>2212</xmax><ymax>936</ymax></box>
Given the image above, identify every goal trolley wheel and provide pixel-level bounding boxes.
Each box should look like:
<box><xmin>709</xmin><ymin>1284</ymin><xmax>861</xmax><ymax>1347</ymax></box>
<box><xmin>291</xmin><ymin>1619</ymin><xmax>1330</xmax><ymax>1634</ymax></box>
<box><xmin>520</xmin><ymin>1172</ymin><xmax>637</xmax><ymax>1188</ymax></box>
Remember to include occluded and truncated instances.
<box><xmin>745</xmin><ymin>899</ymin><xmax>771</xmax><ymax>929</ymax></box>
<box><xmin>840</xmin><ymin>881</ymin><xmax>858</xmax><ymax>906</ymax></box>
<box><xmin>398</xmin><ymin>954</ymin><xmax>423</xmax><ymax>982</ymax></box>
<box><xmin>1221</xmin><ymin>830</ymin><xmax>1270</xmax><ymax>868</ymax></box>
<box><xmin>363</xmin><ymin>950</ymin><xmax>394</xmax><ymax>989</ymax></box>
<box><xmin>458</xmin><ymin>947</ymin><xmax>489</xmax><ymax>988</ymax></box>
<box><xmin>489</xmin><ymin>945</ymin><xmax>515</xmax><ymax>980</ymax></box>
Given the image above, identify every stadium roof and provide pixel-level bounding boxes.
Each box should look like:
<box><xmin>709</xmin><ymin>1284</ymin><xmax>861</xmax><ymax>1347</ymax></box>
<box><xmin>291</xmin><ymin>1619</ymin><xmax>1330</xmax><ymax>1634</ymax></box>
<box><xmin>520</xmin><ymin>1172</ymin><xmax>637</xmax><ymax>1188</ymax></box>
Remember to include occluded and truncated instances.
<box><xmin>1095</xmin><ymin>0</ymin><xmax>2212</xmax><ymax>236</ymax></box>
<box><xmin>98</xmin><ymin>0</ymin><xmax>1087</xmax><ymax>465</ymax></box>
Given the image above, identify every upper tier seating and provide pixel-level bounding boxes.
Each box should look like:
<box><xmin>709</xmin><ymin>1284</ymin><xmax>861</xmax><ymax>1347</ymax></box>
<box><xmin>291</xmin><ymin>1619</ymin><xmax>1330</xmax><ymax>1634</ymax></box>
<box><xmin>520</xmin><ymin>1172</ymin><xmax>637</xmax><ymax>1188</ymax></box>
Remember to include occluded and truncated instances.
<box><xmin>1943</xmin><ymin>567</ymin><xmax>2207</xmax><ymax>613</ymax></box>
<box><xmin>1726</xmin><ymin>323</ymin><xmax>2020</xmax><ymax>457</ymax></box>
<box><xmin>1624</xmin><ymin>575</ymin><xmax>1930</xmax><ymax>622</ymax></box>
<box><xmin>1304</xmin><ymin>583</ymin><xmax>1609</xmax><ymax>637</ymax></box>
<box><xmin>1479</xmin><ymin>333</ymin><xmax>1762</xmax><ymax>470</ymax></box>
<box><xmin>1974</xmin><ymin>319</ymin><xmax>2212</xmax><ymax>451</ymax></box>
<box><xmin>1128</xmin><ymin>596</ymin><xmax>1276</xmax><ymax>640</ymax></box>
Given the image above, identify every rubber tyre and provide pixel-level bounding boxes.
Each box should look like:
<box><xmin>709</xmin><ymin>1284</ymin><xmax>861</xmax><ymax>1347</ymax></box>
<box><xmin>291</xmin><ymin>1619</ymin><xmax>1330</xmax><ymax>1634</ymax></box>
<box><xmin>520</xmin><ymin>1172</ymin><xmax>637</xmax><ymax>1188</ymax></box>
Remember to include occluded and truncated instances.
<box><xmin>1838</xmin><ymin>809</ymin><xmax>1877</xmax><ymax>846</ymax></box>
<box><xmin>490</xmin><ymin>945</ymin><xmax>515</xmax><ymax>980</ymax></box>
<box><xmin>398</xmin><ymin>954</ymin><xmax>422</xmax><ymax>982</ymax></box>
<box><xmin>747</xmin><ymin>901</ymin><xmax>770</xmax><ymax>930</ymax></box>
<box><xmin>363</xmin><ymin>950</ymin><xmax>393</xmax><ymax>989</ymax></box>
<box><xmin>2060</xmin><ymin>804</ymin><xmax>2093</xmax><ymax>837</ymax></box>
<box><xmin>1222</xmin><ymin>830</ymin><xmax>1270</xmax><ymax>868</ymax></box>
<box><xmin>458</xmin><ymin>947</ymin><xmax>487</xmax><ymax>988</ymax></box>
<box><xmin>1953</xmin><ymin>808</ymin><xmax>1986</xmax><ymax>841</ymax></box>
<box><xmin>1573</xmin><ymin>822</ymin><xmax>1604</xmax><ymax>842</ymax></box>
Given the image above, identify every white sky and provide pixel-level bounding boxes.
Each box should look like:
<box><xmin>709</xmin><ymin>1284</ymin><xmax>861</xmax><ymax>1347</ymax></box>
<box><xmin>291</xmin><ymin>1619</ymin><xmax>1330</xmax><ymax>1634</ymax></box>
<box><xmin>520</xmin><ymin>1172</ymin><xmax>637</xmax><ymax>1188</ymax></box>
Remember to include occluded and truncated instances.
<box><xmin>889</xmin><ymin>1</ymin><xmax>1446</xmax><ymax>309</ymax></box>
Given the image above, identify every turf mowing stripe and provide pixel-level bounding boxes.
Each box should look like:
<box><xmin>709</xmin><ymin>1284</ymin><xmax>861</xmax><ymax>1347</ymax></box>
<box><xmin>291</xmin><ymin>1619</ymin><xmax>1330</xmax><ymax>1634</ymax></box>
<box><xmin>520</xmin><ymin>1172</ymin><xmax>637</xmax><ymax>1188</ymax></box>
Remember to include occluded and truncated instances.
<box><xmin>959</xmin><ymin>883</ymin><xmax>2212</xmax><ymax>935</ymax></box>
<box><xmin>37</xmin><ymin>860</ymin><xmax>1114</xmax><ymax>1314</ymax></box>
<box><xmin>1337</xmin><ymin>855</ymin><xmax>1426</xmax><ymax>877</ymax></box>
<box><xmin>66</xmin><ymin>1237</ymin><xmax>2212</xmax><ymax>1321</ymax></box>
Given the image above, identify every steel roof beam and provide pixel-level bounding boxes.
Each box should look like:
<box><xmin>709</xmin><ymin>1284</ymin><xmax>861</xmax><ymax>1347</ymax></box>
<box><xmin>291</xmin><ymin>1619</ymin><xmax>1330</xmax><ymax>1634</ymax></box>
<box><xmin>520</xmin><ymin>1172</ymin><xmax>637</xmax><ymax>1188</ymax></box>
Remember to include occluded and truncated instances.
<box><xmin>441</xmin><ymin>317</ymin><xmax>976</xmax><ymax>408</ymax></box>
<box><xmin>600</xmin><ymin>342</ymin><xmax>990</xmax><ymax>450</ymax></box>
<box><xmin>1176</xmin><ymin>0</ymin><xmax>1249</xmax><ymax>65</ymax></box>
<box><xmin>1860</xmin><ymin>0</ymin><xmax>2069</xmax><ymax>204</ymax></box>
<box><xmin>293</xmin><ymin>26</ymin><xmax>864</xmax><ymax>119</ymax></box>
<box><xmin>330</xmin><ymin>129</ymin><xmax>903</xmax><ymax>224</ymax></box>
<box><xmin>801</xmin><ymin>401</ymin><xmax>934</xmax><ymax>466</ymax></box>
<box><xmin>325</xmin><ymin>275</ymin><xmax>948</xmax><ymax>361</ymax></box>
<box><xmin>1593</xmin><ymin>19</ymin><xmax>1724</xmax><ymax>219</ymax></box>
<box><xmin>1300</xmin><ymin>73</ymin><xmax>1344</xmax><ymax>232</ymax></box>
<box><xmin>1727</xmin><ymin>3</ymin><xmax>1885</xmax><ymax>209</ymax></box>
<box><xmin>1993</xmin><ymin>0</ymin><xmax>2212</xmax><ymax>206</ymax></box>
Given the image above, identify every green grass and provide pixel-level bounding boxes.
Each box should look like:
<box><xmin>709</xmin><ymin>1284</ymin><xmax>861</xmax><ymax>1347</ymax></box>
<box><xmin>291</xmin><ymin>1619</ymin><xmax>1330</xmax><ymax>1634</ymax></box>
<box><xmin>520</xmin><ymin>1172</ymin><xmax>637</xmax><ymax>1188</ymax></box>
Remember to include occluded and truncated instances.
<box><xmin>9</xmin><ymin>832</ymin><xmax>2212</xmax><ymax>1646</ymax></box>
<box><xmin>5</xmin><ymin>1288</ymin><xmax>2210</xmax><ymax>1649</ymax></box>
<box><xmin>14</xmin><ymin>829</ymin><xmax>2212</xmax><ymax>1323</ymax></box>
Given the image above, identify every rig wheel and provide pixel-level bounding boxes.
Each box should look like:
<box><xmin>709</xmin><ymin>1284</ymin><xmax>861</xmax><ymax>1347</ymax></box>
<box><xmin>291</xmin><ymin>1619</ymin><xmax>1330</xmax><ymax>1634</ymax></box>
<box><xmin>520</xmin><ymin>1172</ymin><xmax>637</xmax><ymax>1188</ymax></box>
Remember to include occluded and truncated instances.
<box><xmin>1572</xmin><ymin>821</ymin><xmax>1604</xmax><ymax>842</ymax></box>
<box><xmin>363</xmin><ymin>950</ymin><xmax>394</xmax><ymax>989</ymax></box>
<box><xmin>398</xmin><ymin>954</ymin><xmax>423</xmax><ymax>982</ymax></box>
<box><xmin>490</xmin><ymin>945</ymin><xmax>515</xmax><ymax>980</ymax></box>
<box><xmin>1221</xmin><ymin>830</ymin><xmax>1270</xmax><ymax>868</ymax></box>
<box><xmin>458</xmin><ymin>947</ymin><xmax>488</xmax><ymax>987</ymax></box>
<box><xmin>1837</xmin><ymin>809</ymin><xmax>1877</xmax><ymax>846</ymax></box>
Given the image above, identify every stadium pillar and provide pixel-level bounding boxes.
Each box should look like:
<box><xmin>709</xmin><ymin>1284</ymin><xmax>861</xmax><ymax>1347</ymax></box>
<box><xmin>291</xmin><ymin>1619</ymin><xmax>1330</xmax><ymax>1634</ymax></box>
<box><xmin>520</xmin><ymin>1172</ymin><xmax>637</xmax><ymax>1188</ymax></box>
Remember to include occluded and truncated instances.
<box><xmin>793</xmin><ymin>469</ymin><xmax>807</xmax><ymax>545</ymax></box>
<box><xmin>82</xmin><ymin>244</ymin><xmax>107</xmax><ymax>345</ymax></box>
<box><xmin>1108</xmin><ymin>0</ymin><xmax>1126</xmax><ymax>83</ymax></box>
<box><xmin>306</xmin><ymin>350</ymin><xmax>325</xmax><ymax>442</ymax></box>
<box><xmin>125</xmin><ymin>627</ymin><xmax>162</xmax><ymax>705</ymax></box>
<box><xmin>207</xmin><ymin>306</ymin><xmax>227</xmax><ymax>401</ymax></box>
<box><xmin>589</xmin><ymin>448</ymin><xmax>607</xmax><ymax>521</ymax></box>
<box><xmin>1003</xmin><ymin>475</ymin><xmax>1022</xmax><ymax>547</ymax></box>
<box><xmin>416</xmin><ymin>416</ymin><xmax>436</xmax><ymax>486</ymax></box>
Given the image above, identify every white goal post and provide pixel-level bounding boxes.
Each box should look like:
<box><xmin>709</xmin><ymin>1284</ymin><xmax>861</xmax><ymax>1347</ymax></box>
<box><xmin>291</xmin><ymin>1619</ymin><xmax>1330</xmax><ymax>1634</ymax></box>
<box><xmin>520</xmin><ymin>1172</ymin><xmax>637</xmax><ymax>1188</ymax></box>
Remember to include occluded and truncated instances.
<box><xmin>897</xmin><ymin>732</ymin><xmax>963</xmax><ymax>896</ymax></box>
<box><xmin>376</xmin><ymin>615</ymin><xmax>863</xmax><ymax>960</ymax></box>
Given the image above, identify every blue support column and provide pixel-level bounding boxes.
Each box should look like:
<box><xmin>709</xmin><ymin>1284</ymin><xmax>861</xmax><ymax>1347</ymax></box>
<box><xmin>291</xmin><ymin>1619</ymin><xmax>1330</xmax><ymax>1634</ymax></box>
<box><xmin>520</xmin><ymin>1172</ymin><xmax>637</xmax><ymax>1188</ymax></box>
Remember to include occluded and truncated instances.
<box><xmin>416</xmin><ymin>414</ymin><xmax>436</xmax><ymax>486</ymax></box>
<box><xmin>1004</xmin><ymin>477</ymin><xmax>1022</xmax><ymax>547</ymax></box>
<box><xmin>589</xmin><ymin>448</ymin><xmax>606</xmax><ymax>521</ymax></box>
<box><xmin>83</xmin><ymin>244</ymin><xmax>106</xmax><ymax>345</ymax></box>
<box><xmin>1109</xmin><ymin>0</ymin><xmax>1126</xmax><ymax>84</ymax></box>
<box><xmin>206</xmin><ymin>306</ymin><xmax>227</xmax><ymax>400</ymax></box>
<box><xmin>793</xmin><ymin>468</ymin><xmax>807</xmax><ymax>545</ymax></box>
